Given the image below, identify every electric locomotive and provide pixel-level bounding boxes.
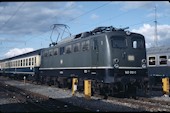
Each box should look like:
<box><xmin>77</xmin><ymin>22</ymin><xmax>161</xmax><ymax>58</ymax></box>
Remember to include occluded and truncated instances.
<box><xmin>39</xmin><ymin>26</ymin><xmax>149</xmax><ymax>97</ymax></box>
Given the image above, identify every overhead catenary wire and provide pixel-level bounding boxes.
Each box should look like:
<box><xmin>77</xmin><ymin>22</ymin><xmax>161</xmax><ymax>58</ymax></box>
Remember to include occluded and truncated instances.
<box><xmin>0</xmin><ymin>2</ymin><xmax>7</xmax><ymax>17</ymax></box>
<box><xmin>0</xmin><ymin>2</ymin><xmax>25</xmax><ymax>30</ymax></box>
<box><xmin>0</xmin><ymin>2</ymin><xmax>80</xmax><ymax>49</ymax></box>
<box><xmin>75</xmin><ymin>2</ymin><xmax>151</xmax><ymax>34</ymax></box>
<box><xmin>0</xmin><ymin>2</ymin><xmax>169</xmax><ymax>59</ymax></box>
<box><xmin>4</xmin><ymin>1</ymin><xmax>111</xmax><ymax>49</ymax></box>
<box><xmin>67</xmin><ymin>2</ymin><xmax>111</xmax><ymax>23</ymax></box>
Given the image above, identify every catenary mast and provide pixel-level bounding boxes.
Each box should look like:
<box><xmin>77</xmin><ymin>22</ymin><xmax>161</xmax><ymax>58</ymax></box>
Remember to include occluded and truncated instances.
<box><xmin>154</xmin><ymin>5</ymin><xmax>158</xmax><ymax>47</ymax></box>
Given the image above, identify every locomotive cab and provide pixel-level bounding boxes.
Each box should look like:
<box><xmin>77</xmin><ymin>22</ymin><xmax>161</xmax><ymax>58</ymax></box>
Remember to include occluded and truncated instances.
<box><xmin>98</xmin><ymin>29</ymin><xmax>149</xmax><ymax>97</ymax></box>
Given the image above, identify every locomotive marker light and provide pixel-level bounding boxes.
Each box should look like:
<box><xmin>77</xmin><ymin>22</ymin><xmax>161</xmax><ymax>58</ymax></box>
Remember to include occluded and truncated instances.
<box><xmin>113</xmin><ymin>58</ymin><xmax>119</xmax><ymax>68</ymax></box>
<box><xmin>114</xmin><ymin>64</ymin><xmax>119</xmax><ymax>69</ymax></box>
<box><xmin>142</xmin><ymin>64</ymin><xmax>147</xmax><ymax>68</ymax></box>
<box><xmin>141</xmin><ymin>59</ymin><xmax>147</xmax><ymax>68</ymax></box>
<box><xmin>113</xmin><ymin>58</ymin><xmax>119</xmax><ymax>63</ymax></box>
<box><xmin>162</xmin><ymin>77</ymin><xmax>169</xmax><ymax>97</ymax></box>
<box><xmin>84</xmin><ymin>80</ymin><xmax>91</xmax><ymax>99</ymax></box>
<box><xmin>126</xmin><ymin>30</ymin><xmax>131</xmax><ymax>35</ymax></box>
<box><xmin>72</xmin><ymin>78</ymin><xmax>78</xmax><ymax>96</ymax></box>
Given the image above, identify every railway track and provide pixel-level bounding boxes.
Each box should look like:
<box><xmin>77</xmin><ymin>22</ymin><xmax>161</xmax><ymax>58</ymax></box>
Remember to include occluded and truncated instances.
<box><xmin>105</xmin><ymin>96</ymin><xmax>170</xmax><ymax>112</ymax></box>
<box><xmin>0</xmin><ymin>82</ymin><xmax>50</xmax><ymax>112</ymax></box>
<box><xmin>1</xmin><ymin>76</ymin><xmax>170</xmax><ymax>112</ymax></box>
<box><xmin>0</xmin><ymin>81</ymin><xmax>91</xmax><ymax>112</ymax></box>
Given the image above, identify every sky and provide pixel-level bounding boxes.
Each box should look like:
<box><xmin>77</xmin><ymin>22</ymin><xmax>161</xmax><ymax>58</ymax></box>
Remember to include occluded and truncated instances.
<box><xmin>0</xmin><ymin>1</ymin><xmax>170</xmax><ymax>59</ymax></box>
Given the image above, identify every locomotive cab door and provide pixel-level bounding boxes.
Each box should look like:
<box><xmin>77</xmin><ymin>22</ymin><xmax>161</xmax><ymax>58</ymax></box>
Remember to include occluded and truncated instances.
<box><xmin>92</xmin><ymin>38</ymin><xmax>99</xmax><ymax>66</ymax></box>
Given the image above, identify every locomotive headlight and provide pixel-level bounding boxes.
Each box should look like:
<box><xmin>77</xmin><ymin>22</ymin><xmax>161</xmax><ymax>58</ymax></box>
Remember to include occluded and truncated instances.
<box><xmin>141</xmin><ymin>59</ymin><xmax>146</xmax><ymax>64</ymax></box>
<box><xmin>114</xmin><ymin>64</ymin><xmax>119</xmax><ymax>68</ymax></box>
<box><xmin>142</xmin><ymin>64</ymin><xmax>147</xmax><ymax>68</ymax></box>
<box><xmin>113</xmin><ymin>58</ymin><xmax>119</xmax><ymax>63</ymax></box>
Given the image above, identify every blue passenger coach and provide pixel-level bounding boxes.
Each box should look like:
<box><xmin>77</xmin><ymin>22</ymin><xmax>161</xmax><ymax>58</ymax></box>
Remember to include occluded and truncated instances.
<box><xmin>147</xmin><ymin>46</ymin><xmax>170</xmax><ymax>86</ymax></box>
<box><xmin>0</xmin><ymin>49</ymin><xmax>42</xmax><ymax>80</ymax></box>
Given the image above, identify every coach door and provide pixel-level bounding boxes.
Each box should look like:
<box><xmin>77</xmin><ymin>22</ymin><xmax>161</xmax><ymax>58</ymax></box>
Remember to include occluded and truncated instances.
<box><xmin>92</xmin><ymin>38</ymin><xmax>99</xmax><ymax>66</ymax></box>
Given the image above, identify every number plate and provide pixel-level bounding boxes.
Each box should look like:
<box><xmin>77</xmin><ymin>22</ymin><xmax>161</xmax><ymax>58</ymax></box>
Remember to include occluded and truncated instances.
<box><xmin>125</xmin><ymin>71</ymin><xmax>136</xmax><ymax>75</ymax></box>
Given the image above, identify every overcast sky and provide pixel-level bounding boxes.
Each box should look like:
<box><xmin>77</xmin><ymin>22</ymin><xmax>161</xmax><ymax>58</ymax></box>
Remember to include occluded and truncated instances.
<box><xmin>0</xmin><ymin>1</ymin><xmax>170</xmax><ymax>59</ymax></box>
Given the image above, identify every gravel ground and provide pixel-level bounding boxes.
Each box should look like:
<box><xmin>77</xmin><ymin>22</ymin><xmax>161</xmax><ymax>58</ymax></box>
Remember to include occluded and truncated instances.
<box><xmin>0</xmin><ymin>84</ymin><xmax>44</xmax><ymax>112</ymax></box>
<box><xmin>1</xmin><ymin>77</ymin><xmax>170</xmax><ymax>112</ymax></box>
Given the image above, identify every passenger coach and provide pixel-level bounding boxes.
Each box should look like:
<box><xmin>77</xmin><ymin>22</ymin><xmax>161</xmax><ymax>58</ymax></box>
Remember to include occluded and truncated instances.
<box><xmin>0</xmin><ymin>49</ymin><xmax>42</xmax><ymax>80</ymax></box>
<box><xmin>147</xmin><ymin>46</ymin><xmax>170</xmax><ymax>86</ymax></box>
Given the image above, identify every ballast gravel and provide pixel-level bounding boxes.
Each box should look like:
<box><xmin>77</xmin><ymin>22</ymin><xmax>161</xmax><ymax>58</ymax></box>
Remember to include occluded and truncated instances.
<box><xmin>2</xmin><ymin>78</ymin><xmax>169</xmax><ymax>112</ymax></box>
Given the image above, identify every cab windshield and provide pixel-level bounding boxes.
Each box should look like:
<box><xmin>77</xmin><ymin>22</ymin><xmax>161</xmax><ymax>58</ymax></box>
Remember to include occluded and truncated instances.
<box><xmin>110</xmin><ymin>36</ymin><xmax>126</xmax><ymax>48</ymax></box>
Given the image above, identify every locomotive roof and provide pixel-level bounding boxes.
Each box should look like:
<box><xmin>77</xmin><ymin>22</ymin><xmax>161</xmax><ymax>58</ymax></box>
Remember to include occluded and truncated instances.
<box><xmin>147</xmin><ymin>46</ymin><xmax>170</xmax><ymax>54</ymax></box>
<box><xmin>48</xmin><ymin>26</ymin><xmax>135</xmax><ymax>47</ymax></box>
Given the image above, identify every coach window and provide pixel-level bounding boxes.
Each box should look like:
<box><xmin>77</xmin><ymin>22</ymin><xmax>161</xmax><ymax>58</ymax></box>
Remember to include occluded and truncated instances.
<box><xmin>19</xmin><ymin>60</ymin><xmax>21</xmax><ymax>66</ymax></box>
<box><xmin>17</xmin><ymin>61</ymin><xmax>19</xmax><ymax>67</ymax></box>
<box><xmin>5</xmin><ymin>63</ymin><xmax>7</xmax><ymax>67</ymax></box>
<box><xmin>54</xmin><ymin>48</ymin><xmax>58</xmax><ymax>55</ymax></box>
<box><xmin>60</xmin><ymin>47</ymin><xmax>65</xmax><ymax>55</ymax></box>
<box><xmin>35</xmin><ymin>57</ymin><xmax>36</xmax><ymax>65</ymax></box>
<box><xmin>66</xmin><ymin>45</ymin><xmax>72</xmax><ymax>54</ymax></box>
<box><xmin>12</xmin><ymin>61</ymin><xmax>14</xmax><ymax>67</ymax></box>
<box><xmin>21</xmin><ymin>60</ymin><xmax>22</xmax><ymax>67</ymax></box>
<box><xmin>9</xmin><ymin>62</ymin><xmax>11</xmax><ymax>67</ymax></box>
<box><xmin>26</xmin><ymin>59</ymin><xmax>28</xmax><ymax>66</ymax></box>
<box><xmin>159</xmin><ymin>56</ymin><xmax>167</xmax><ymax>65</ymax></box>
<box><xmin>82</xmin><ymin>40</ymin><xmax>90</xmax><ymax>51</ymax></box>
<box><xmin>32</xmin><ymin>57</ymin><xmax>34</xmax><ymax>66</ymax></box>
<box><xmin>15</xmin><ymin>61</ymin><xmax>18</xmax><ymax>67</ymax></box>
<box><xmin>149</xmin><ymin>56</ymin><xmax>156</xmax><ymax>65</ymax></box>
<box><xmin>73</xmin><ymin>43</ymin><xmax>80</xmax><ymax>52</ymax></box>
<box><xmin>29</xmin><ymin>58</ymin><xmax>31</xmax><ymax>66</ymax></box>
<box><xmin>23</xmin><ymin>59</ymin><xmax>25</xmax><ymax>66</ymax></box>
